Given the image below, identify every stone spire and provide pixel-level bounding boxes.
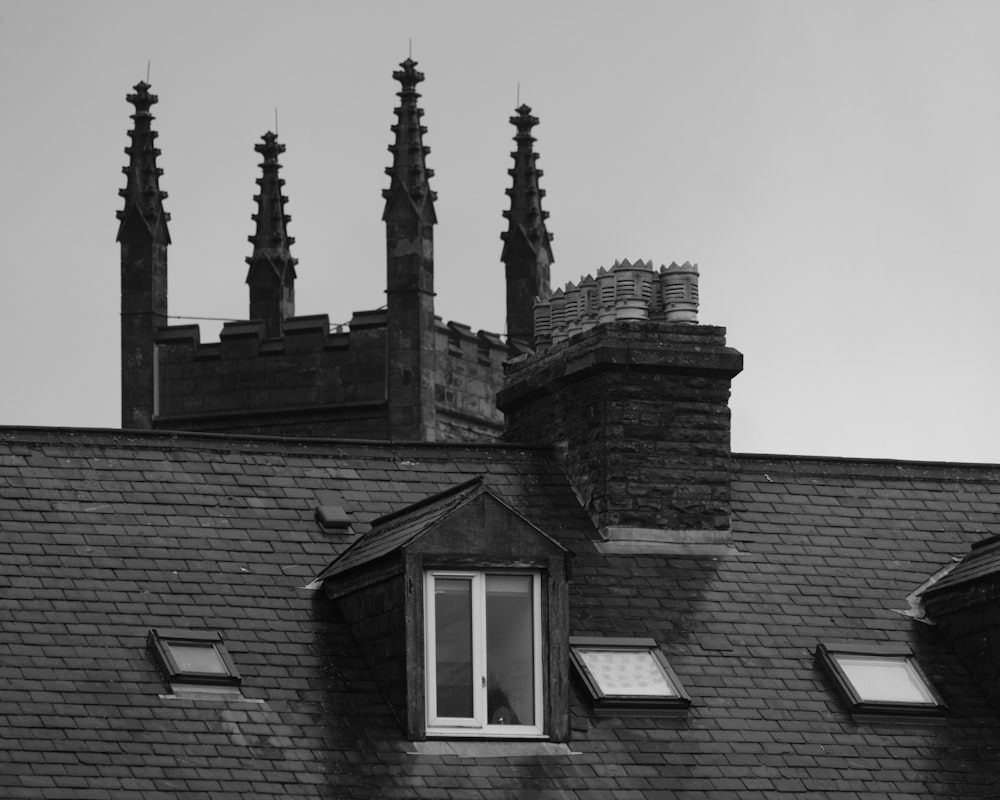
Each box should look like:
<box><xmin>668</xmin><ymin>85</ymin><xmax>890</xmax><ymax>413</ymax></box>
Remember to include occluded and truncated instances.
<box><xmin>501</xmin><ymin>104</ymin><xmax>553</xmax><ymax>348</ymax></box>
<box><xmin>118</xmin><ymin>81</ymin><xmax>170</xmax><ymax>430</ymax></box>
<box><xmin>246</xmin><ymin>132</ymin><xmax>297</xmax><ymax>338</ymax></box>
<box><xmin>382</xmin><ymin>58</ymin><xmax>438</xmax><ymax>441</ymax></box>
<box><xmin>382</xmin><ymin>58</ymin><xmax>437</xmax><ymax>222</ymax></box>
<box><xmin>116</xmin><ymin>81</ymin><xmax>171</xmax><ymax>244</ymax></box>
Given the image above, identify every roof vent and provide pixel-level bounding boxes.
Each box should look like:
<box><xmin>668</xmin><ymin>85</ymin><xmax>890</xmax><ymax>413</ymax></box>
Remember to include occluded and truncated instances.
<box><xmin>315</xmin><ymin>491</ymin><xmax>352</xmax><ymax>532</ymax></box>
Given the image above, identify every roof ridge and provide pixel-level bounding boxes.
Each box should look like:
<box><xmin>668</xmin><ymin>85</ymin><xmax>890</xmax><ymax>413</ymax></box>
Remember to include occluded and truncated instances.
<box><xmin>370</xmin><ymin>475</ymin><xmax>485</xmax><ymax>526</ymax></box>
<box><xmin>0</xmin><ymin>426</ymin><xmax>556</xmax><ymax>455</ymax></box>
<box><xmin>734</xmin><ymin>451</ymin><xmax>1000</xmax><ymax>476</ymax></box>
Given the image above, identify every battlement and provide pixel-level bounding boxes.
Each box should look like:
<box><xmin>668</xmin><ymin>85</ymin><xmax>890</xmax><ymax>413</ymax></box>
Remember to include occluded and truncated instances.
<box><xmin>153</xmin><ymin>313</ymin><xmax>385</xmax><ymax>438</ymax></box>
<box><xmin>151</xmin><ymin>310</ymin><xmax>512</xmax><ymax>441</ymax></box>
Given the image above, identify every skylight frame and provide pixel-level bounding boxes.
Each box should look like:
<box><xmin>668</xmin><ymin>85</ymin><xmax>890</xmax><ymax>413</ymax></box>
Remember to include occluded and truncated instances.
<box><xmin>147</xmin><ymin>628</ymin><xmax>241</xmax><ymax>689</ymax></box>
<box><xmin>816</xmin><ymin>641</ymin><xmax>945</xmax><ymax>718</ymax></box>
<box><xmin>569</xmin><ymin>636</ymin><xmax>691</xmax><ymax>715</ymax></box>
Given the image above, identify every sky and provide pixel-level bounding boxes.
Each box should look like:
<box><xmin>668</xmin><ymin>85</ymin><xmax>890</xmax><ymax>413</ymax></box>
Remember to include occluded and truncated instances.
<box><xmin>2</xmin><ymin>1</ymin><xmax>1000</xmax><ymax>463</ymax></box>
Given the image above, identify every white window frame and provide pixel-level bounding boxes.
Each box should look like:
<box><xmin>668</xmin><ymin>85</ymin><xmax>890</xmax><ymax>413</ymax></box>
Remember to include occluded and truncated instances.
<box><xmin>424</xmin><ymin>570</ymin><xmax>544</xmax><ymax>737</ymax></box>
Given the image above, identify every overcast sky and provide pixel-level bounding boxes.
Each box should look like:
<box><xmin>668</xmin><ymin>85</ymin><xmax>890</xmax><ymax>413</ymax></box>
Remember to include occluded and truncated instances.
<box><xmin>2</xmin><ymin>1</ymin><xmax>999</xmax><ymax>462</ymax></box>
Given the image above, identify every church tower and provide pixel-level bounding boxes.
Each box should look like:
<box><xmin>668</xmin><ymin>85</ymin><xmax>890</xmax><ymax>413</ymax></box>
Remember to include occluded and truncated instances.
<box><xmin>245</xmin><ymin>132</ymin><xmax>297</xmax><ymax>338</ymax></box>
<box><xmin>117</xmin><ymin>82</ymin><xmax>170</xmax><ymax>429</ymax></box>
<box><xmin>382</xmin><ymin>59</ymin><xmax>438</xmax><ymax>441</ymax></box>
<box><xmin>116</xmin><ymin>63</ymin><xmax>527</xmax><ymax>443</ymax></box>
<box><xmin>501</xmin><ymin>104</ymin><xmax>553</xmax><ymax>348</ymax></box>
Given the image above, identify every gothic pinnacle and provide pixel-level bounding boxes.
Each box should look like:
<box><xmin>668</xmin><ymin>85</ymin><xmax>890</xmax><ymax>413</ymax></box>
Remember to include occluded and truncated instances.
<box><xmin>501</xmin><ymin>104</ymin><xmax>553</xmax><ymax>263</ymax></box>
<box><xmin>245</xmin><ymin>131</ymin><xmax>296</xmax><ymax>337</ymax></box>
<box><xmin>502</xmin><ymin>102</ymin><xmax>553</xmax><ymax>347</ymax></box>
<box><xmin>382</xmin><ymin>58</ymin><xmax>437</xmax><ymax>222</ymax></box>
<box><xmin>116</xmin><ymin>81</ymin><xmax>171</xmax><ymax>243</ymax></box>
<box><xmin>247</xmin><ymin>131</ymin><xmax>297</xmax><ymax>270</ymax></box>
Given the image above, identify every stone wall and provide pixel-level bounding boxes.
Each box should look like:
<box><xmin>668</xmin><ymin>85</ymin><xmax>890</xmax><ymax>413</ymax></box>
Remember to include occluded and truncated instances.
<box><xmin>433</xmin><ymin>321</ymin><xmax>509</xmax><ymax>442</ymax></box>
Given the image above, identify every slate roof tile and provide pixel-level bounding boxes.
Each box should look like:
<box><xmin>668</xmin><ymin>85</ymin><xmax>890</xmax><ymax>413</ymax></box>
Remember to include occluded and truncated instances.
<box><xmin>4</xmin><ymin>431</ymin><xmax>1000</xmax><ymax>797</ymax></box>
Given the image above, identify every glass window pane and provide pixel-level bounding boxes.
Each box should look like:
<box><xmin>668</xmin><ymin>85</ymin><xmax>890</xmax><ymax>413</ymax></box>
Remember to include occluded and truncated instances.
<box><xmin>485</xmin><ymin>574</ymin><xmax>534</xmax><ymax>726</ymax></box>
<box><xmin>577</xmin><ymin>648</ymin><xmax>677</xmax><ymax>697</ymax></box>
<box><xmin>836</xmin><ymin>655</ymin><xmax>936</xmax><ymax>704</ymax></box>
<box><xmin>168</xmin><ymin>643</ymin><xmax>229</xmax><ymax>675</ymax></box>
<box><xmin>434</xmin><ymin>578</ymin><xmax>474</xmax><ymax>718</ymax></box>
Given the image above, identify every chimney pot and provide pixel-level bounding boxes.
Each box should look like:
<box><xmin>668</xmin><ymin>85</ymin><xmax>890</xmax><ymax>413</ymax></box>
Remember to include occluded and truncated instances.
<box><xmin>661</xmin><ymin>262</ymin><xmax>700</xmax><ymax>323</ymax></box>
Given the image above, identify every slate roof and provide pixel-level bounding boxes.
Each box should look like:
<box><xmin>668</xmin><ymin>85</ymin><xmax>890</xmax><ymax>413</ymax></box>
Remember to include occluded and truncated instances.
<box><xmin>4</xmin><ymin>427</ymin><xmax>1000</xmax><ymax>798</ymax></box>
<box><xmin>317</xmin><ymin>475</ymin><xmax>485</xmax><ymax>579</ymax></box>
<box><xmin>923</xmin><ymin>533</ymin><xmax>1000</xmax><ymax>597</ymax></box>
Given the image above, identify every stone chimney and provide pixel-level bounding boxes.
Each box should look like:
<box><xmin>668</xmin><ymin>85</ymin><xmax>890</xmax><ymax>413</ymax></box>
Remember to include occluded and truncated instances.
<box><xmin>497</xmin><ymin>259</ymin><xmax>743</xmax><ymax>554</ymax></box>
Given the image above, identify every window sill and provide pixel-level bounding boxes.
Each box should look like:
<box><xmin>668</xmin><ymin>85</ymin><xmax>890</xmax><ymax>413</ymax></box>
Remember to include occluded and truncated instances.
<box><xmin>408</xmin><ymin>740</ymin><xmax>578</xmax><ymax>758</ymax></box>
<box><xmin>425</xmin><ymin>728</ymin><xmax>546</xmax><ymax>740</ymax></box>
<box><xmin>158</xmin><ymin>687</ymin><xmax>261</xmax><ymax>703</ymax></box>
<box><xmin>851</xmin><ymin>709</ymin><xmax>946</xmax><ymax>726</ymax></box>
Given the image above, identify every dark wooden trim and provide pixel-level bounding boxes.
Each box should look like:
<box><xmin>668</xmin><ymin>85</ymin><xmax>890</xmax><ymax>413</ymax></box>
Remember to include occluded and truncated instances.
<box><xmin>546</xmin><ymin>556</ymin><xmax>570</xmax><ymax>742</ymax></box>
<box><xmin>404</xmin><ymin>555</ymin><xmax>426</xmax><ymax>740</ymax></box>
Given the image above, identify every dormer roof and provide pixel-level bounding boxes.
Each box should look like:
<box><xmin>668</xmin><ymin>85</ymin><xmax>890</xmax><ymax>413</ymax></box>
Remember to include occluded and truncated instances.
<box><xmin>315</xmin><ymin>475</ymin><xmax>567</xmax><ymax>584</ymax></box>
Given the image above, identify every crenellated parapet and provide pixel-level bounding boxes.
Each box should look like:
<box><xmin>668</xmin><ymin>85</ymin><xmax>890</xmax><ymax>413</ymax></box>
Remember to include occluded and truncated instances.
<box><xmin>150</xmin><ymin>310</ymin><xmax>512</xmax><ymax>442</ymax></box>
<box><xmin>153</xmin><ymin>314</ymin><xmax>388</xmax><ymax>438</ymax></box>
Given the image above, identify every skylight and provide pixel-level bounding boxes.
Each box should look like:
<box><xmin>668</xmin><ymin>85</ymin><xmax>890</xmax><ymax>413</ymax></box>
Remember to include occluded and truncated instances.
<box><xmin>147</xmin><ymin>628</ymin><xmax>241</xmax><ymax>690</ymax></box>
<box><xmin>816</xmin><ymin>642</ymin><xmax>944</xmax><ymax>717</ymax></box>
<box><xmin>569</xmin><ymin>636</ymin><xmax>690</xmax><ymax>715</ymax></box>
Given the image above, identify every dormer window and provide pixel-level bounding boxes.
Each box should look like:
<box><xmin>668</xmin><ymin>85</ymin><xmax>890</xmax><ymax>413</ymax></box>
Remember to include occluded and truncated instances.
<box><xmin>315</xmin><ymin>477</ymin><xmax>570</xmax><ymax>741</ymax></box>
<box><xmin>425</xmin><ymin>570</ymin><xmax>542</xmax><ymax>735</ymax></box>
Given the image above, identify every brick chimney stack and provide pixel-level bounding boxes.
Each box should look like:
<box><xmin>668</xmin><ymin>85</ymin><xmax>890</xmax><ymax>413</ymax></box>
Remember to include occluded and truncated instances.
<box><xmin>117</xmin><ymin>81</ymin><xmax>170</xmax><ymax>430</ymax></box>
<box><xmin>498</xmin><ymin>260</ymin><xmax>743</xmax><ymax>553</ymax></box>
<box><xmin>246</xmin><ymin>132</ymin><xmax>297</xmax><ymax>338</ymax></box>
